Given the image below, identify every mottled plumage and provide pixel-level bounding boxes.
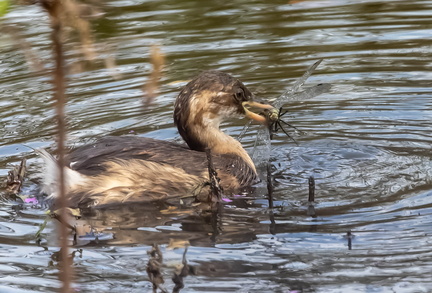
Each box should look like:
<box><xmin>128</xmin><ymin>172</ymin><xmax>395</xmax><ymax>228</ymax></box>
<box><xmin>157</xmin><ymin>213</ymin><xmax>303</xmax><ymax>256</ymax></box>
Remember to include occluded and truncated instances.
<box><xmin>39</xmin><ymin>70</ymin><xmax>275</xmax><ymax>208</ymax></box>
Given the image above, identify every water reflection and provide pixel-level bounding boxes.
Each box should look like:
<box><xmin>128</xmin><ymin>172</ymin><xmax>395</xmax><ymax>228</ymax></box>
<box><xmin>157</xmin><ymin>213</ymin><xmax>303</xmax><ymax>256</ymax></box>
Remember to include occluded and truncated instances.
<box><xmin>73</xmin><ymin>201</ymin><xmax>263</xmax><ymax>247</ymax></box>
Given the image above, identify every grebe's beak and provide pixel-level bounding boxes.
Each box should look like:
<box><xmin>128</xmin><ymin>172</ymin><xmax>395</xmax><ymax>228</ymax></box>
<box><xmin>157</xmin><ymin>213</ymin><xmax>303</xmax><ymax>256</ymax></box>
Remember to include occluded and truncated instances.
<box><xmin>242</xmin><ymin>101</ymin><xmax>278</xmax><ymax>124</ymax></box>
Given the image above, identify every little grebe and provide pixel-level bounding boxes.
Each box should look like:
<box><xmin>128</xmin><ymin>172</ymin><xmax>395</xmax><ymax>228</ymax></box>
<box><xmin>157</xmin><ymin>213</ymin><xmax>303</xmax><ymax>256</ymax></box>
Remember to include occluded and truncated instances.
<box><xmin>39</xmin><ymin>70</ymin><xmax>276</xmax><ymax>208</ymax></box>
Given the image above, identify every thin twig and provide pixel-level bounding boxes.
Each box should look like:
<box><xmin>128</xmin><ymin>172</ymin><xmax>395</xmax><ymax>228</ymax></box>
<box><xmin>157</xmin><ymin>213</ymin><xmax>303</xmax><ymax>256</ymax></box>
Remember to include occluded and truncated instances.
<box><xmin>307</xmin><ymin>176</ymin><xmax>316</xmax><ymax>218</ymax></box>
<box><xmin>308</xmin><ymin>175</ymin><xmax>315</xmax><ymax>202</ymax></box>
<box><xmin>345</xmin><ymin>231</ymin><xmax>354</xmax><ymax>250</ymax></box>
<box><xmin>266</xmin><ymin>161</ymin><xmax>273</xmax><ymax>209</ymax></box>
<box><xmin>205</xmin><ymin>148</ymin><xmax>223</xmax><ymax>202</ymax></box>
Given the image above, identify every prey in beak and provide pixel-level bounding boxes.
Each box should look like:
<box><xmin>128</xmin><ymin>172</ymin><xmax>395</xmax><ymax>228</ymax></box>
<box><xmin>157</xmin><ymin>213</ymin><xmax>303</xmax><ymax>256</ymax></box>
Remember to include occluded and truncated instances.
<box><xmin>242</xmin><ymin>101</ymin><xmax>278</xmax><ymax>124</ymax></box>
<box><xmin>243</xmin><ymin>101</ymin><xmax>299</xmax><ymax>142</ymax></box>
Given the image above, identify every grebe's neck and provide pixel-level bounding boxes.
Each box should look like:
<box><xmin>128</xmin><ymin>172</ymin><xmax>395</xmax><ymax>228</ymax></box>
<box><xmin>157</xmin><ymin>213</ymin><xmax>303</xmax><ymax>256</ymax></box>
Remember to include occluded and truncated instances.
<box><xmin>197</xmin><ymin>124</ymin><xmax>256</xmax><ymax>173</ymax></box>
<box><xmin>175</xmin><ymin>109</ymin><xmax>256</xmax><ymax>173</ymax></box>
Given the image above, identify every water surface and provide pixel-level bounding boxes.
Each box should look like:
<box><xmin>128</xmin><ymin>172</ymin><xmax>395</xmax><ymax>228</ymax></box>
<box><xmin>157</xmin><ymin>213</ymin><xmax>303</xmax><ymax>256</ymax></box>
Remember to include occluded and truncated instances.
<box><xmin>1</xmin><ymin>0</ymin><xmax>432</xmax><ymax>292</ymax></box>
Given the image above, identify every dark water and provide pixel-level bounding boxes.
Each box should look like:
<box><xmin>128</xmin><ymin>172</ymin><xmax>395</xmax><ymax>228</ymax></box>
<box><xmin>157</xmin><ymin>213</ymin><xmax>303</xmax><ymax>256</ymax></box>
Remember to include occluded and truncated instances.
<box><xmin>1</xmin><ymin>0</ymin><xmax>432</xmax><ymax>292</ymax></box>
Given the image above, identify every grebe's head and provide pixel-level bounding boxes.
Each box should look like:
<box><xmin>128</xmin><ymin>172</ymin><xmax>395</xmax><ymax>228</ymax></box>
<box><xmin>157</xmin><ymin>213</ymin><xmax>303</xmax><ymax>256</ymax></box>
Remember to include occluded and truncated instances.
<box><xmin>174</xmin><ymin>70</ymin><xmax>274</xmax><ymax>150</ymax></box>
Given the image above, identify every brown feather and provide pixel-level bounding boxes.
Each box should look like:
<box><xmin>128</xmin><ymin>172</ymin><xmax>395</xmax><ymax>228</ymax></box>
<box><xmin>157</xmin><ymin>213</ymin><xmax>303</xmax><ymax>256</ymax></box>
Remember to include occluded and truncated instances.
<box><xmin>42</xmin><ymin>70</ymin><xmax>266</xmax><ymax>208</ymax></box>
<box><xmin>65</xmin><ymin>136</ymin><xmax>257</xmax><ymax>208</ymax></box>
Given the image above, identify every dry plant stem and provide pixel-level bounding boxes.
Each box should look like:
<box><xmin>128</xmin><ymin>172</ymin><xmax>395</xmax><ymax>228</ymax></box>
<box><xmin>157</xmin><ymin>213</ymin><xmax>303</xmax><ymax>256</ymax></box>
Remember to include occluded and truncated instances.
<box><xmin>41</xmin><ymin>0</ymin><xmax>73</xmax><ymax>292</ymax></box>
<box><xmin>143</xmin><ymin>44</ymin><xmax>165</xmax><ymax>105</ymax></box>
<box><xmin>266</xmin><ymin>162</ymin><xmax>273</xmax><ymax>209</ymax></box>
<box><xmin>62</xmin><ymin>0</ymin><xmax>96</xmax><ymax>61</ymax></box>
<box><xmin>307</xmin><ymin>176</ymin><xmax>316</xmax><ymax>218</ymax></box>
<box><xmin>346</xmin><ymin>231</ymin><xmax>353</xmax><ymax>250</ymax></box>
<box><xmin>205</xmin><ymin>148</ymin><xmax>223</xmax><ymax>201</ymax></box>
<box><xmin>308</xmin><ymin>175</ymin><xmax>315</xmax><ymax>202</ymax></box>
<box><xmin>266</xmin><ymin>162</ymin><xmax>277</xmax><ymax>235</ymax></box>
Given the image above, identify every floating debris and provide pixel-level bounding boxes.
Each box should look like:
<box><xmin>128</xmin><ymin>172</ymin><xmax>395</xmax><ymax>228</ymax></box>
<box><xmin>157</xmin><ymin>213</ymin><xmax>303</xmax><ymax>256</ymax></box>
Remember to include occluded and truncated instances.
<box><xmin>5</xmin><ymin>159</ymin><xmax>27</xmax><ymax>194</ymax></box>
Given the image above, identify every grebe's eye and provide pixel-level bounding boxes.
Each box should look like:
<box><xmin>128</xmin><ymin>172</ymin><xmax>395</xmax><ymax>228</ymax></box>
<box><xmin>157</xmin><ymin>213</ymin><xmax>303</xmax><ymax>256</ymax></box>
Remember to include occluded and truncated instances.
<box><xmin>234</xmin><ymin>90</ymin><xmax>245</xmax><ymax>102</ymax></box>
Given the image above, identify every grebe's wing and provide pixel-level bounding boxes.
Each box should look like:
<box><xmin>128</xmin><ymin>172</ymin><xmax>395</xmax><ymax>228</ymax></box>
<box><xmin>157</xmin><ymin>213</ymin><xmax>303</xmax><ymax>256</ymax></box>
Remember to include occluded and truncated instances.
<box><xmin>66</xmin><ymin>136</ymin><xmax>205</xmax><ymax>175</ymax></box>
